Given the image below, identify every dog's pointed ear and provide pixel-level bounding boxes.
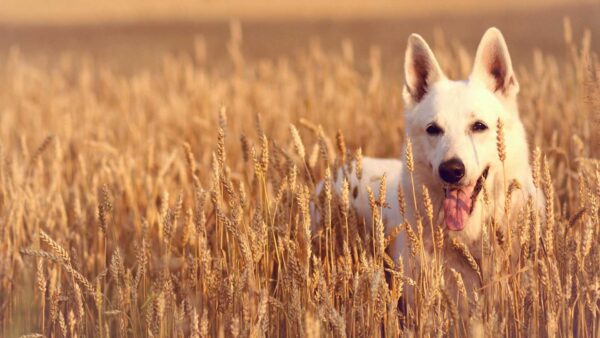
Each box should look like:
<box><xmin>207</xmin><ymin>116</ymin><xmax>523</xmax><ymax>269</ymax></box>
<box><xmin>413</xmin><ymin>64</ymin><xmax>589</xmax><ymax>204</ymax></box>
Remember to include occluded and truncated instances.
<box><xmin>470</xmin><ymin>27</ymin><xmax>519</xmax><ymax>98</ymax></box>
<box><xmin>403</xmin><ymin>34</ymin><xmax>446</xmax><ymax>106</ymax></box>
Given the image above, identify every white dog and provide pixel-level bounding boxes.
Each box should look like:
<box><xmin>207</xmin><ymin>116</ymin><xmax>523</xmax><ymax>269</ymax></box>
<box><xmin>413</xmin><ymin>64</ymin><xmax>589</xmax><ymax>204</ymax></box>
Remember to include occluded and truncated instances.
<box><xmin>323</xmin><ymin>28</ymin><xmax>541</xmax><ymax>308</ymax></box>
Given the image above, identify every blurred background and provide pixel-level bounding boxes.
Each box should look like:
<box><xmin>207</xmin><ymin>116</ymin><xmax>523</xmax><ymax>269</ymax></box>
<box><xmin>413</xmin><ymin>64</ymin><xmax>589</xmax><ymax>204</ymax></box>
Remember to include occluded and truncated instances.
<box><xmin>1</xmin><ymin>0</ymin><xmax>598</xmax><ymax>76</ymax></box>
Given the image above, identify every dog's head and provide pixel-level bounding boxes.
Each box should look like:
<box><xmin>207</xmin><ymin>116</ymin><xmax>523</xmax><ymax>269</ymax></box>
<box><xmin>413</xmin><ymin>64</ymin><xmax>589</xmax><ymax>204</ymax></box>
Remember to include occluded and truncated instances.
<box><xmin>402</xmin><ymin>28</ymin><xmax>525</xmax><ymax>235</ymax></box>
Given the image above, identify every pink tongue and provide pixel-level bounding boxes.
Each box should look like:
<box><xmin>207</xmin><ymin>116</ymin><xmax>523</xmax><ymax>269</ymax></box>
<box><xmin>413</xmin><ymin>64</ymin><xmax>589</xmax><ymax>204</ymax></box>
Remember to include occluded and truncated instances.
<box><xmin>443</xmin><ymin>186</ymin><xmax>474</xmax><ymax>231</ymax></box>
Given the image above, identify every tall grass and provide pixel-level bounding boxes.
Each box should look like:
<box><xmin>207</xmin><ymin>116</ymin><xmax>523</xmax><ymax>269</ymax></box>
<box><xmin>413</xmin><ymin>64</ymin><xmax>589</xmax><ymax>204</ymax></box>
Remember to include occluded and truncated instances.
<box><xmin>0</xmin><ymin>19</ymin><xmax>598</xmax><ymax>337</ymax></box>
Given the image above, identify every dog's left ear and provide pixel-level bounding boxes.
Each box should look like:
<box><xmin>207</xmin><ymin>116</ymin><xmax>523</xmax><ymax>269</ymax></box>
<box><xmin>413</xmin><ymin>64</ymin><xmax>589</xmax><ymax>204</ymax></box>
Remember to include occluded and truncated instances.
<box><xmin>470</xmin><ymin>27</ymin><xmax>519</xmax><ymax>98</ymax></box>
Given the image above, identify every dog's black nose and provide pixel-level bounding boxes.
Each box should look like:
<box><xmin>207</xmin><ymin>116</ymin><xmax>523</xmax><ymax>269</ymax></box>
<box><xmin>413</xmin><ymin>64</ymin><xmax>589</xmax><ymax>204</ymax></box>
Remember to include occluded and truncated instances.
<box><xmin>439</xmin><ymin>158</ymin><xmax>465</xmax><ymax>184</ymax></box>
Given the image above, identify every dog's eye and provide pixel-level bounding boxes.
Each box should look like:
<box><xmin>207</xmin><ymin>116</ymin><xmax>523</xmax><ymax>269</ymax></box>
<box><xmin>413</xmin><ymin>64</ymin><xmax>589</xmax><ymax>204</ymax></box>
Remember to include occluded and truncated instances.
<box><xmin>426</xmin><ymin>123</ymin><xmax>443</xmax><ymax>136</ymax></box>
<box><xmin>471</xmin><ymin>121</ymin><xmax>488</xmax><ymax>132</ymax></box>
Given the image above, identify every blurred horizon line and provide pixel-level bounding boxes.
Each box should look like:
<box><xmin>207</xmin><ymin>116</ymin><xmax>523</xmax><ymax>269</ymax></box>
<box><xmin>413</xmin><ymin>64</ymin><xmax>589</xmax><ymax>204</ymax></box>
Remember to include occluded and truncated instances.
<box><xmin>1</xmin><ymin>0</ymin><xmax>596</xmax><ymax>26</ymax></box>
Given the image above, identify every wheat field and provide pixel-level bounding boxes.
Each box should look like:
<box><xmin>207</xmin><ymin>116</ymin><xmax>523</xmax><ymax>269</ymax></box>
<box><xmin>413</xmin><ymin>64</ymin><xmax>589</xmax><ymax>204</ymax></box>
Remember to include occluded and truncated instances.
<box><xmin>0</xmin><ymin>17</ymin><xmax>599</xmax><ymax>337</ymax></box>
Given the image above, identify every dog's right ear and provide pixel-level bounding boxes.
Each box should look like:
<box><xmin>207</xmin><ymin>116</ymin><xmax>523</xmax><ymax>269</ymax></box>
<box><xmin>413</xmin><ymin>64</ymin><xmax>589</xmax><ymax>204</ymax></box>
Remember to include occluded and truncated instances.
<box><xmin>403</xmin><ymin>34</ymin><xmax>446</xmax><ymax>106</ymax></box>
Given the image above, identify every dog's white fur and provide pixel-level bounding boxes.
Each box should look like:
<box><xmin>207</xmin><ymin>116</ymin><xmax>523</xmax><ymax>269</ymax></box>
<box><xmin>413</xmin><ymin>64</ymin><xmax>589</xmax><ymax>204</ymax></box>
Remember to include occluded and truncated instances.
<box><xmin>322</xmin><ymin>28</ymin><xmax>543</xmax><ymax>307</ymax></box>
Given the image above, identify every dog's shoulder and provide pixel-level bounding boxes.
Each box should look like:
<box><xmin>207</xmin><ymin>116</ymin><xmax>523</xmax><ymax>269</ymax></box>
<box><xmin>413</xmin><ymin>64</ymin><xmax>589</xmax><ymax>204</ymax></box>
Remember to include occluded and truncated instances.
<box><xmin>332</xmin><ymin>157</ymin><xmax>402</xmax><ymax>195</ymax></box>
<box><xmin>329</xmin><ymin>157</ymin><xmax>403</xmax><ymax>225</ymax></box>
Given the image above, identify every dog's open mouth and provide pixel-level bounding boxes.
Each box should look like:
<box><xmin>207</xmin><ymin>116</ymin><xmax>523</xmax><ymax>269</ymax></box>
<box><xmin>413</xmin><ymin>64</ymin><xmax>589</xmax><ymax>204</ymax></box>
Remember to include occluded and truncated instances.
<box><xmin>442</xmin><ymin>167</ymin><xmax>489</xmax><ymax>231</ymax></box>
